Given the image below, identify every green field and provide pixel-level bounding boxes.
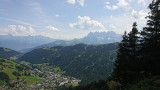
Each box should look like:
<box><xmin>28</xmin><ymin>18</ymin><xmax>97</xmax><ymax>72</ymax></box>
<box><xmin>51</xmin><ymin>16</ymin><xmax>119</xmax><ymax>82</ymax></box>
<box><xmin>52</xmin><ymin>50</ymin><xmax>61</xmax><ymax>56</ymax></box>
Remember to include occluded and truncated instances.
<box><xmin>20</xmin><ymin>61</ymin><xmax>30</xmax><ymax>65</ymax></box>
<box><xmin>0</xmin><ymin>58</ymin><xmax>43</xmax><ymax>85</ymax></box>
<box><xmin>23</xmin><ymin>76</ymin><xmax>42</xmax><ymax>85</ymax></box>
<box><xmin>72</xmin><ymin>82</ymin><xmax>79</xmax><ymax>87</ymax></box>
<box><xmin>1</xmin><ymin>69</ymin><xmax>17</xmax><ymax>79</ymax></box>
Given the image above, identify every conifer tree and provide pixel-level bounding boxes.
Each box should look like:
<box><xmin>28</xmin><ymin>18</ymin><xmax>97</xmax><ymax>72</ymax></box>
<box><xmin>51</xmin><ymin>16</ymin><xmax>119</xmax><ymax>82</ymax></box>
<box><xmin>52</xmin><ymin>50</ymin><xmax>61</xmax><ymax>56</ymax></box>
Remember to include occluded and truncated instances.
<box><xmin>112</xmin><ymin>22</ymin><xmax>140</xmax><ymax>85</ymax></box>
<box><xmin>127</xmin><ymin>22</ymin><xmax>140</xmax><ymax>72</ymax></box>
<box><xmin>112</xmin><ymin>31</ymin><xmax>130</xmax><ymax>84</ymax></box>
<box><xmin>140</xmin><ymin>0</ymin><xmax>160</xmax><ymax>75</ymax></box>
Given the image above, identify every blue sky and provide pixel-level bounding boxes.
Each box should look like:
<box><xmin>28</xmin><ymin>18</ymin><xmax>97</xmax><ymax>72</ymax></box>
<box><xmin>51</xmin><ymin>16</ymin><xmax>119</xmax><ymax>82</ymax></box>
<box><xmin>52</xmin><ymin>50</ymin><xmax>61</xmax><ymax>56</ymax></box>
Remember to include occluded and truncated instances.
<box><xmin>0</xmin><ymin>0</ymin><xmax>151</xmax><ymax>39</ymax></box>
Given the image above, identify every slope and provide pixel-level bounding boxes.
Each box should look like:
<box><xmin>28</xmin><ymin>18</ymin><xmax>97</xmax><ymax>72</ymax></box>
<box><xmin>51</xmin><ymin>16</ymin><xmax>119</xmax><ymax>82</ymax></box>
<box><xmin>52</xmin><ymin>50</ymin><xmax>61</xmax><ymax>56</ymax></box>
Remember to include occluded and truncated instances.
<box><xmin>0</xmin><ymin>47</ymin><xmax>22</xmax><ymax>60</ymax></box>
<box><xmin>19</xmin><ymin>43</ymin><xmax>118</xmax><ymax>85</ymax></box>
<box><xmin>0</xmin><ymin>58</ymin><xmax>43</xmax><ymax>89</ymax></box>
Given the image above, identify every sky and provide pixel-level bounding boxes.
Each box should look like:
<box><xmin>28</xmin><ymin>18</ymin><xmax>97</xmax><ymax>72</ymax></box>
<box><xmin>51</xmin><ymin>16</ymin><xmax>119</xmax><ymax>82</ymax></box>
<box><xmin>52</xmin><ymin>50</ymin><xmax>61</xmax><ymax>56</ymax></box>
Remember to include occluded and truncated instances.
<box><xmin>0</xmin><ymin>0</ymin><xmax>152</xmax><ymax>40</ymax></box>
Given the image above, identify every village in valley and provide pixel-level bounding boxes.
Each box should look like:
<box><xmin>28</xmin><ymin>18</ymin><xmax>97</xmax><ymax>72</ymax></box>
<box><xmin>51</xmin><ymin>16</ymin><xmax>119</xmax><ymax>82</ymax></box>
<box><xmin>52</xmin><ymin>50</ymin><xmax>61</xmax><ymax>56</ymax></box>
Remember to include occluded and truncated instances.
<box><xmin>22</xmin><ymin>63</ymin><xmax>81</xmax><ymax>89</ymax></box>
<box><xmin>0</xmin><ymin>60</ymin><xmax>81</xmax><ymax>90</ymax></box>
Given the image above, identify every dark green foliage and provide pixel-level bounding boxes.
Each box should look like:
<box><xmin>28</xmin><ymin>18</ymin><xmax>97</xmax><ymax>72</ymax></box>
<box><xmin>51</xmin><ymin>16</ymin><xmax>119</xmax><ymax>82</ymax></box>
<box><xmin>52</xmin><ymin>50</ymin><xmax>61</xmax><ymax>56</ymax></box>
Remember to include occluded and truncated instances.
<box><xmin>0</xmin><ymin>47</ymin><xmax>21</xmax><ymax>59</ymax></box>
<box><xmin>19</xmin><ymin>43</ymin><xmax>118</xmax><ymax>85</ymax></box>
<box><xmin>24</xmin><ymin>71</ymin><xmax>31</xmax><ymax>76</ymax></box>
<box><xmin>140</xmin><ymin>0</ymin><xmax>160</xmax><ymax>75</ymax></box>
<box><xmin>128</xmin><ymin>76</ymin><xmax>160</xmax><ymax>90</ymax></box>
<box><xmin>110</xmin><ymin>0</ymin><xmax>160</xmax><ymax>88</ymax></box>
<box><xmin>58</xmin><ymin>80</ymin><xmax>107</xmax><ymax>90</ymax></box>
<box><xmin>12</xmin><ymin>71</ymin><xmax>21</xmax><ymax>76</ymax></box>
<box><xmin>112</xmin><ymin>22</ymin><xmax>140</xmax><ymax>85</ymax></box>
<box><xmin>0</xmin><ymin>59</ymin><xmax>5</xmax><ymax>62</ymax></box>
<box><xmin>0</xmin><ymin>72</ymin><xmax>10</xmax><ymax>83</ymax></box>
<box><xmin>112</xmin><ymin>31</ymin><xmax>130</xmax><ymax>84</ymax></box>
<box><xmin>16</xmin><ymin>65</ymin><xmax>25</xmax><ymax>71</ymax></box>
<box><xmin>38</xmin><ymin>73</ymin><xmax>46</xmax><ymax>78</ymax></box>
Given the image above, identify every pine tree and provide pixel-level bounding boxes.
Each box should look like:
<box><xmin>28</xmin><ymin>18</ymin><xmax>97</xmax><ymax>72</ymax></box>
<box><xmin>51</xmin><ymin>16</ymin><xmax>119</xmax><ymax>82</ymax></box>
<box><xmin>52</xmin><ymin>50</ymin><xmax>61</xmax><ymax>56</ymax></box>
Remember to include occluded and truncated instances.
<box><xmin>127</xmin><ymin>22</ymin><xmax>140</xmax><ymax>72</ymax></box>
<box><xmin>112</xmin><ymin>31</ymin><xmax>130</xmax><ymax>84</ymax></box>
<box><xmin>140</xmin><ymin>0</ymin><xmax>160</xmax><ymax>75</ymax></box>
<box><xmin>112</xmin><ymin>22</ymin><xmax>140</xmax><ymax>85</ymax></box>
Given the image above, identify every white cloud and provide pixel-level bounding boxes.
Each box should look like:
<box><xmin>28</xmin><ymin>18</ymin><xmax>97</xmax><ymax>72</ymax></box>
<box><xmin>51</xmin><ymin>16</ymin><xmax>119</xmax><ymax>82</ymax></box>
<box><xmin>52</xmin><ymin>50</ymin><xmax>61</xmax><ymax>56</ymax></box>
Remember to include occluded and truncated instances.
<box><xmin>101</xmin><ymin>9</ymin><xmax>148</xmax><ymax>34</ymax></box>
<box><xmin>8</xmin><ymin>25</ymin><xmax>16</xmax><ymax>31</ymax></box>
<box><xmin>131</xmin><ymin>9</ymin><xmax>148</xmax><ymax>20</ymax></box>
<box><xmin>0</xmin><ymin>25</ymin><xmax>36</xmax><ymax>36</ymax></box>
<box><xmin>69</xmin><ymin>16</ymin><xmax>105</xmax><ymax>30</ymax></box>
<box><xmin>28</xmin><ymin>27</ymin><xmax>35</xmax><ymax>34</ymax></box>
<box><xmin>46</xmin><ymin>25</ymin><xmax>59</xmax><ymax>31</ymax></box>
<box><xmin>77</xmin><ymin>0</ymin><xmax>84</xmax><ymax>6</ymax></box>
<box><xmin>105</xmin><ymin>1</ymin><xmax>118</xmax><ymax>10</ymax></box>
<box><xmin>55</xmin><ymin>14</ymin><xmax>59</xmax><ymax>17</ymax></box>
<box><xmin>67</xmin><ymin>0</ymin><xmax>76</xmax><ymax>4</ymax></box>
<box><xmin>109</xmin><ymin>24</ymin><xmax>116</xmax><ymax>29</ymax></box>
<box><xmin>67</xmin><ymin>0</ymin><xmax>85</xmax><ymax>6</ymax></box>
<box><xmin>105</xmin><ymin>0</ymin><xmax>128</xmax><ymax>10</ymax></box>
<box><xmin>117</xmin><ymin>0</ymin><xmax>129</xmax><ymax>7</ymax></box>
<box><xmin>105</xmin><ymin>5</ymin><xmax>118</xmax><ymax>10</ymax></box>
<box><xmin>131</xmin><ymin>9</ymin><xmax>139</xmax><ymax>19</ymax></box>
<box><xmin>105</xmin><ymin>2</ymin><xmax>110</xmax><ymax>5</ymax></box>
<box><xmin>18</xmin><ymin>25</ymin><xmax>26</xmax><ymax>32</ymax></box>
<box><xmin>138</xmin><ymin>0</ymin><xmax>146</xmax><ymax>5</ymax></box>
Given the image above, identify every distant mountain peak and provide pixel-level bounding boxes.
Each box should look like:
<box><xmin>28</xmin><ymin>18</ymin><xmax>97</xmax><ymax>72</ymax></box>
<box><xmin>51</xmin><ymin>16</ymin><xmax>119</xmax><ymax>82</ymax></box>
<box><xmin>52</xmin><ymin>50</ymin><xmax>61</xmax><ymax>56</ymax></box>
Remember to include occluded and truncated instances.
<box><xmin>0</xmin><ymin>31</ymin><xmax>122</xmax><ymax>52</ymax></box>
<box><xmin>31</xmin><ymin>31</ymin><xmax>122</xmax><ymax>51</ymax></box>
<box><xmin>81</xmin><ymin>31</ymin><xmax>122</xmax><ymax>44</ymax></box>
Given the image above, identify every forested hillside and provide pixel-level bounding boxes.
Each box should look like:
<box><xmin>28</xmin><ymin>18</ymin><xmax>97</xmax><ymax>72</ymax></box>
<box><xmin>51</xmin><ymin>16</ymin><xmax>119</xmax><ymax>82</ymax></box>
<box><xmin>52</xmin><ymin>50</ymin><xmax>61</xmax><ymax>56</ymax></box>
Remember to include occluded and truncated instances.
<box><xmin>19</xmin><ymin>43</ymin><xmax>118</xmax><ymax>85</ymax></box>
<box><xmin>0</xmin><ymin>47</ymin><xmax>22</xmax><ymax>60</ymax></box>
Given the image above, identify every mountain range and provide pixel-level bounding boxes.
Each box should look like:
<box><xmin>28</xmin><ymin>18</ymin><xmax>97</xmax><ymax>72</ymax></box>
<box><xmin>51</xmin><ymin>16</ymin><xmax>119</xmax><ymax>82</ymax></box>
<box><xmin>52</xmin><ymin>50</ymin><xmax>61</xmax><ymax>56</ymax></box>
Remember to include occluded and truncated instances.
<box><xmin>30</xmin><ymin>31</ymin><xmax>122</xmax><ymax>52</ymax></box>
<box><xmin>0</xmin><ymin>31</ymin><xmax>122</xmax><ymax>52</ymax></box>
<box><xmin>0</xmin><ymin>34</ymin><xmax>56</xmax><ymax>51</ymax></box>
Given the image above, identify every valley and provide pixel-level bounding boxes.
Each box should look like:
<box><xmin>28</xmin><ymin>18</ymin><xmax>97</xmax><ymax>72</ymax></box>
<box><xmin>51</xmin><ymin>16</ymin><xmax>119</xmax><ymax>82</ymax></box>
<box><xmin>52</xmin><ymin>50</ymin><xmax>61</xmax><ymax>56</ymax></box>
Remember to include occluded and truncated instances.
<box><xmin>0</xmin><ymin>58</ymin><xmax>80</xmax><ymax>89</ymax></box>
<box><xmin>19</xmin><ymin>43</ymin><xmax>118</xmax><ymax>85</ymax></box>
<box><xmin>0</xmin><ymin>43</ymin><xmax>118</xmax><ymax>89</ymax></box>
<box><xmin>0</xmin><ymin>31</ymin><xmax>120</xmax><ymax>89</ymax></box>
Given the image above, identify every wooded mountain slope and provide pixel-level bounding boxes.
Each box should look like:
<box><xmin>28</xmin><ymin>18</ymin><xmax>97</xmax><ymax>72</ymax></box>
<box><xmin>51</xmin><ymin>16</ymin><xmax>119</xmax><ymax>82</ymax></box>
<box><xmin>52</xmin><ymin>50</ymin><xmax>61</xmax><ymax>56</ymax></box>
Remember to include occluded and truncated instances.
<box><xmin>0</xmin><ymin>47</ymin><xmax>22</xmax><ymax>60</ymax></box>
<box><xmin>19</xmin><ymin>43</ymin><xmax>118</xmax><ymax>85</ymax></box>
